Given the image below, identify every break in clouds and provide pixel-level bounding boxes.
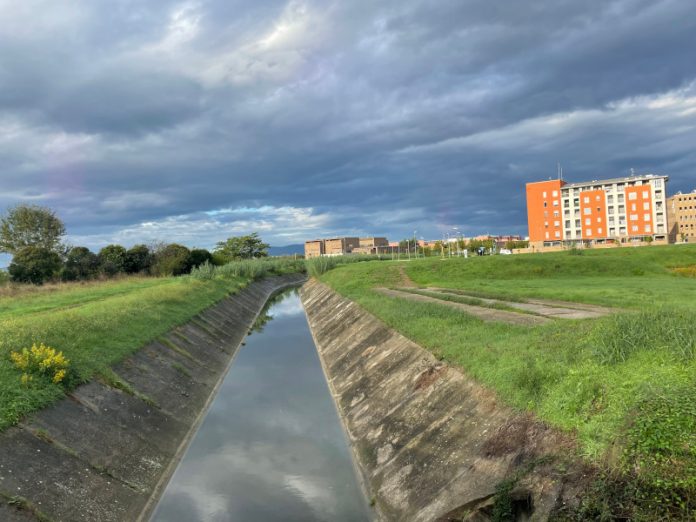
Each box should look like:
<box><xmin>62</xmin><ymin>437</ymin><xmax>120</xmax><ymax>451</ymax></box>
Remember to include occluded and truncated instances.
<box><xmin>0</xmin><ymin>0</ymin><xmax>695</xmax><ymax>252</ymax></box>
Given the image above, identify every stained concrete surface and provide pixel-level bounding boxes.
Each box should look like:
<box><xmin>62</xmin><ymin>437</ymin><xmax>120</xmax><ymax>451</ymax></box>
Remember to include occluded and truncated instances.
<box><xmin>375</xmin><ymin>288</ymin><xmax>550</xmax><ymax>326</ymax></box>
<box><xmin>423</xmin><ymin>288</ymin><xmax>614</xmax><ymax>319</ymax></box>
<box><xmin>0</xmin><ymin>273</ymin><xmax>306</xmax><ymax>522</ymax></box>
<box><xmin>301</xmin><ymin>279</ymin><xmax>581</xmax><ymax>521</ymax></box>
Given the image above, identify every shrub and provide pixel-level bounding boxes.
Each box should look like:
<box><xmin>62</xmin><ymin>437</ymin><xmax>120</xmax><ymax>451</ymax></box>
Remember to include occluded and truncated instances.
<box><xmin>98</xmin><ymin>245</ymin><xmax>128</xmax><ymax>275</ymax></box>
<box><xmin>189</xmin><ymin>248</ymin><xmax>213</xmax><ymax>269</ymax></box>
<box><xmin>190</xmin><ymin>257</ymin><xmax>305</xmax><ymax>280</ymax></box>
<box><xmin>10</xmin><ymin>343</ymin><xmax>71</xmax><ymax>386</ymax></box>
<box><xmin>151</xmin><ymin>243</ymin><xmax>192</xmax><ymax>276</ymax></box>
<box><xmin>63</xmin><ymin>246</ymin><xmax>99</xmax><ymax>281</ymax></box>
<box><xmin>124</xmin><ymin>244</ymin><xmax>152</xmax><ymax>274</ymax></box>
<box><xmin>8</xmin><ymin>246</ymin><xmax>62</xmax><ymax>284</ymax></box>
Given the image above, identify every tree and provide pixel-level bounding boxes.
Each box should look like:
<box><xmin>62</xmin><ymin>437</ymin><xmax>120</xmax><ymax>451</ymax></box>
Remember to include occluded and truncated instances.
<box><xmin>124</xmin><ymin>244</ymin><xmax>151</xmax><ymax>274</ymax></box>
<box><xmin>214</xmin><ymin>233</ymin><xmax>269</xmax><ymax>262</ymax></box>
<box><xmin>98</xmin><ymin>245</ymin><xmax>128</xmax><ymax>276</ymax></box>
<box><xmin>150</xmin><ymin>243</ymin><xmax>192</xmax><ymax>276</ymax></box>
<box><xmin>0</xmin><ymin>204</ymin><xmax>66</xmax><ymax>254</ymax></box>
<box><xmin>63</xmin><ymin>247</ymin><xmax>99</xmax><ymax>281</ymax></box>
<box><xmin>9</xmin><ymin>246</ymin><xmax>62</xmax><ymax>284</ymax></box>
<box><xmin>189</xmin><ymin>248</ymin><xmax>213</xmax><ymax>269</ymax></box>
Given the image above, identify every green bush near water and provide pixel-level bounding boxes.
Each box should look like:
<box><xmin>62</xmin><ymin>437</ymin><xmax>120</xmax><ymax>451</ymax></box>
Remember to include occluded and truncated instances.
<box><xmin>190</xmin><ymin>257</ymin><xmax>306</xmax><ymax>280</ymax></box>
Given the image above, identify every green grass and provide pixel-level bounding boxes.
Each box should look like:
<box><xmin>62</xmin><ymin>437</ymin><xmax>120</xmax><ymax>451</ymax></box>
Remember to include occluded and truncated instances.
<box><xmin>0</xmin><ymin>257</ymin><xmax>305</xmax><ymax>430</ymax></box>
<box><xmin>318</xmin><ymin>244</ymin><xmax>696</xmax><ymax>519</ymax></box>
<box><xmin>0</xmin><ymin>276</ymin><xmax>247</xmax><ymax>430</ymax></box>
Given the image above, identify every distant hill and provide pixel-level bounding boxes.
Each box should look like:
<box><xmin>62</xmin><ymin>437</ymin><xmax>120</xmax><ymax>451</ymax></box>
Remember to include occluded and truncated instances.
<box><xmin>268</xmin><ymin>244</ymin><xmax>304</xmax><ymax>257</ymax></box>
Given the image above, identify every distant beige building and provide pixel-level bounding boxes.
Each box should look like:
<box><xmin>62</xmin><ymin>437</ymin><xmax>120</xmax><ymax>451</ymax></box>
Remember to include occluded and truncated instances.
<box><xmin>305</xmin><ymin>236</ymin><xmax>388</xmax><ymax>256</ymax></box>
<box><xmin>304</xmin><ymin>240</ymin><xmax>325</xmax><ymax>258</ymax></box>
<box><xmin>352</xmin><ymin>237</ymin><xmax>390</xmax><ymax>254</ymax></box>
<box><xmin>667</xmin><ymin>191</ymin><xmax>696</xmax><ymax>243</ymax></box>
<box><xmin>324</xmin><ymin>237</ymin><xmax>360</xmax><ymax>255</ymax></box>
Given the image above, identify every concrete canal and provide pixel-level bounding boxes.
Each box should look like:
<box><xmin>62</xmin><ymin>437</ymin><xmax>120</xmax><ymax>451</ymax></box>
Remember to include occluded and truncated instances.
<box><xmin>151</xmin><ymin>289</ymin><xmax>372</xmax><ymax>521</ymax></box>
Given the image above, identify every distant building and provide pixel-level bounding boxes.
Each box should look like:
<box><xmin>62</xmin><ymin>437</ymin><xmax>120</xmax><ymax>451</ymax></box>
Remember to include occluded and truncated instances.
<box><xmin>667</xmin><ymin>191</ymin><xmax>696</xmax><ymax>243</ymax></box>
<box><xmin>304</xmin><ymin>240</ymin><xmax>325</xmax><ymax>259</ymax></box>
<box><xmin>305</xmin><ymin>236</ymin><xmax>390</xmax><ymax>256</ymax></box>
<box><xmin>353</xmin><ymin>237</ymin><xmax>390</xmax><ymax>254</ymax></box>
<box><xmin>526</xmin><ymin>174</ymin><xmax>669</xmax><ymax>249</ymax></box>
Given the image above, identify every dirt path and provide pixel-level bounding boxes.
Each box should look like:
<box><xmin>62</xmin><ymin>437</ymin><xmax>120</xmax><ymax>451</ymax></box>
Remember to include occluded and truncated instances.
<box><xmin>376</xmin><ymin>288</ymin><xmax>550</xmax><ymax>326</ymax></box>
<box><xmin>423</xmin><ymin>287</ymin><xmax>614</xmax><ymax>319</ymax></box>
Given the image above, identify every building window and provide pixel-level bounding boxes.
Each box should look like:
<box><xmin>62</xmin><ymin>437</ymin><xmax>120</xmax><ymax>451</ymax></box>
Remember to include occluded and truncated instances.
<box><xmin>643</xmin><ymin>190</ymin><xmax>649</xmax><ymax>198</ymax></box>
<box><xmin>643</xmin><ymin>202</ymin><xmax>650</xmax><ymax>210</ymax></box>
<box><xmin>554</xmin><ymin>231</ymin><xmax>560</xmax><ymax>238</ymax></box>
<box><xmin>584</xmin><ymin>208</ymin><xmax>591</xmax><ymax>215</ymax></box>
<box><xmin>598</xmin><ymin>227</ymin><xmax>603</xmax><ymax>234</ymax></box>
<box><xmin>597</xmin><ymin>217</ymin><xmax>602</xmax><ymax>223</ymax></box>
<box><xmin>552</xmin><ymin>190</ymin><xmax>558</xmax><ymax>197</ymax></box>
<box><xmin>554</xmin><ymin>221</ymin><xmax>560</xmax><ymax>227</ymax></box>
<box><xmin>644</xmin><ymin>214</ymin><xmax>651</xmax><ymax>221</ymax></box>
<box><xmin>585</xmin><ymin>218</ymin><xmax>591</xmax><ymax>225</ymax></box>
<box><xmin>542</xmin><ymin>191</ymin><xmax>547</xmax><ymax>198</ymax></box>
<box><xmin>607</xmin><ymin>195</ymin><xmax>614</xmax><ymax>204</ymax></box>
<box><xmin>553</xmin><ymin>200</ymin><xmax>559</xmax><ymax>206</ymax></box>
<box><xmin>543</xmin><ymin>201</ymin><xmax>547</xmax><ymax>208</ymax></box>
<box><xmin>545</xmin><ymin>232</ymin><xmax>549</xmax><ymax>239</ymax></box>
<box><xmin>645</xmin><ymin>225</ymin><xmax>652</xmax><ymax>233</ymax></box>
<box><xmin>587</xmin><ymin>228</ymin><xmax>592</xmax><ymax>235</ymax></box>
<box><xmin>632</xmin><ymin>225</ymin><xmax>639</xmax><ymax>232</ymax></box>
<box><xmin>630</xmin><ymin>214</ymin><xmax>638</xmax><ymax>221</ymax></box>
<box><xmin>553</xmin><ymin>211</ymin><xmax>559</xmax><ymax>217</ymax></box>
<box><xmin>631</xmin><ymin>203</ymin><xmax>636</xmax><ymax>211</ymax></box>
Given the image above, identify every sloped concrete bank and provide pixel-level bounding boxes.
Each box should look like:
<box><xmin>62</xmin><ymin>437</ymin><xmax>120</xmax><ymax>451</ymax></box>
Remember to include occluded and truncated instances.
<box><xmin>300</xmin><ymin>279</ymin><xmax>582</xmax><ymax>521</ymax></box>
<box><xmin>0</xmin><ymin>273</ymin><xmax>306</xmax><ymax>522</ymax></box>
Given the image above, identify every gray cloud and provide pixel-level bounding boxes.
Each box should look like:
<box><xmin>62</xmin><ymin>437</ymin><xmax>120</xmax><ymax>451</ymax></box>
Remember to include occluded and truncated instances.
<box><xmin>0</xmin><ymin>0</ymin><xmax>694</xmax><ymax>254</ymax></box>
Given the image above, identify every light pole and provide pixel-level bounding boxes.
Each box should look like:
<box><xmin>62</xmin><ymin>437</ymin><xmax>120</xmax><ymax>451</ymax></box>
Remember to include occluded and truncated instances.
<box><xmin>413</xmin><ymin>230</ymin><xmax>417</xmax><ymax>259</ymax></box>
<box><xmin>407</xmin><ymin>238</ymin><xmax>411</xmax><ymax>261</ymax></box>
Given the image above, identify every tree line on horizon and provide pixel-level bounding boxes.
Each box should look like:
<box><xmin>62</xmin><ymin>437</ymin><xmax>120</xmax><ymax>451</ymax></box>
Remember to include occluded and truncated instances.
<box><xmin>0</xmin><ymin>204</ymin><xmax>270</xmax><ymax>285</ymax></box>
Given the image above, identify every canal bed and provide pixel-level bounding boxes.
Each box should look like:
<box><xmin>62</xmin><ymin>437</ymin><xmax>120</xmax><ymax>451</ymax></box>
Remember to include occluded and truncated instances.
<box><xmin>151</xmin><ymin>289</ymin><xmax>372</xmax><ymax>522</ymax></box>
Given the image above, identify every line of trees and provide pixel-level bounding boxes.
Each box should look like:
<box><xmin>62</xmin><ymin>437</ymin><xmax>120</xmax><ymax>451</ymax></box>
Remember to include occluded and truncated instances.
<box><xmin>0</xmin><ymin>204</ymin><xmax>271</xmax><ymax>285</ymax></box>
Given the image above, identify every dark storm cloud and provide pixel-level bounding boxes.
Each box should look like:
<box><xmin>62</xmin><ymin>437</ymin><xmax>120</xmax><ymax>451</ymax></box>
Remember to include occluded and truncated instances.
<box><xmin>0</xmin><ymin>0</ymin><xmax>694</xmax><ymax>250</ymax></box>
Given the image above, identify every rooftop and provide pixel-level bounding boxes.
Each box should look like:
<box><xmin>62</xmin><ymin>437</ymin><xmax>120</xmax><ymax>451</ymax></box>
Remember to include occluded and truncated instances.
<box><xmin>562</xmin><ymin>173</ymin><xmax>668</xmax><ymax>189</ymax></box>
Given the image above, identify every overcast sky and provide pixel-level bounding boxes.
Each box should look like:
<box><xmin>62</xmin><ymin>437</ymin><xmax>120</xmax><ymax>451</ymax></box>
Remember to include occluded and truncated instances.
<box><xmin>1</xmin><ymin>0</ymin><xmax>695</xmax><ymax>256</ymax></box>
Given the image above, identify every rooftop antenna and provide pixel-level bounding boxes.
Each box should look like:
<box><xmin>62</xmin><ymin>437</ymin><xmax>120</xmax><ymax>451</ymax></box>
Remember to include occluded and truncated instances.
<box><xmin>557</xmin><ymin>162</ymin><xmax>564</xmax><ymax>180</ymax></box>
<box><xmin>630</xmin><ymin>167</ymin><xmax>635</xmax><ymax>177</ymax></box>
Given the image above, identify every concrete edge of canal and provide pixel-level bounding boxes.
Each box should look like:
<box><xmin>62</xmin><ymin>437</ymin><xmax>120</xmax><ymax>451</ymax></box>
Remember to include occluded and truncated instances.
<box><xmin>300</xmin><ymin>278</ymin><xmax>588</xmax><ymax>522</ymax></box>
<box><xmin>0</xmin><ymin>273</ymin><xmax>307</xmax><ymax>522</ymax></box>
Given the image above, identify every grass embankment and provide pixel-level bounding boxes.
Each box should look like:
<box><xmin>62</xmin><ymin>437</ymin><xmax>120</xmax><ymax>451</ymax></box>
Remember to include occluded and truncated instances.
<box><xmin>318</xmin><ymin>245</ymin><xmax>696</xmax><ymax>519</ymax></box>
<box><xmin>0</xmin><ymin>258</ymin><xmax>304</xmax><ymax>431</ymax></box>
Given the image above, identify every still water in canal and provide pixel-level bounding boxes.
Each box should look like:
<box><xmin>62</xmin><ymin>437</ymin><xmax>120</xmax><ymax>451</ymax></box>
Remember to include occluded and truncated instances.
<box><xmin>152</xmin><ymin>289</ymin><xmax>372</xmax><ymax>522</ymax></box>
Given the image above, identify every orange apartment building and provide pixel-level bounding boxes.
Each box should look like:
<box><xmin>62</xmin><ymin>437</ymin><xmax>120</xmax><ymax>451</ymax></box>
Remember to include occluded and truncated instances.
<box><xmin>526</xmin><ymin>174</ymin><xmax>669</xmax><ymax>248</ymax></box>
<box><xmin>667</xmin><ymin>191</ymin><xmax>696</xmax><ymax>243</ymax></box>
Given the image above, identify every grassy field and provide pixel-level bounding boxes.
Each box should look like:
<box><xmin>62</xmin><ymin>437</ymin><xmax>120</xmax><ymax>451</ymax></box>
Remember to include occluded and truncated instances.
<box><xmin>0</xmin><ymin>258</ymin><xmax>305</xmax><ymax>431</ymax></box>
<box><xmin>318</xmin><ymin>245</ymin><xmax>696</xmax><ymax>519</ymax></box>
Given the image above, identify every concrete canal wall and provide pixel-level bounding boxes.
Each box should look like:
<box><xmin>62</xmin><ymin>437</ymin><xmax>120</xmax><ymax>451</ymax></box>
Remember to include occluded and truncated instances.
<box><xmin>300</xmin><ymin>279</ymin><xmax>581</xmax><ymax>521</ymax></box>
<box><xmin>0</xmin><ymin>273</ymin><xmax>306</xmax><ymax>522</ymax></box>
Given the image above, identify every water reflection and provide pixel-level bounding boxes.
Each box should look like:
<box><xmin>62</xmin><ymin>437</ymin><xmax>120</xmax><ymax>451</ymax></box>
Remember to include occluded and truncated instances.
<box><xmin>152</xmin><ymin>289</ymin><xmax>371</xmax><ymax>522</ymax></box>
